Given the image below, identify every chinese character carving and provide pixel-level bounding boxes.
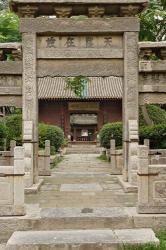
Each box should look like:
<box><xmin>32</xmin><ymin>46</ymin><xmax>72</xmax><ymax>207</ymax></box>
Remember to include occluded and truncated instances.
<box><xmin>46</xmin><ymin>37</ymin><xmax>56</xmax><ymax>48</ymax></box>
<box><xmin>104</xmin><ymin>37</ymin><xmax>112</xmax><ymax>48</ymax></box>
<box><xmin>86</xmin><ymin>36</ymin><xmax>94</xmax><ymax>48</ymax></box>
<box><xmin>65</xmin><ymin>37</ymin><xmax>75</xmax><ymax>47</ymax></box>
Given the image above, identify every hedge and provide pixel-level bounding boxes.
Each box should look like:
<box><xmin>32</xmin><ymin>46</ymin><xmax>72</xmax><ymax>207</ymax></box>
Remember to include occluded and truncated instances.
<box><xmin>38</xmin><ymin>123</ymin><xmax>64</xmax><ymax>152</ymax></box>
<box><xmin>0</xmin><ymin>121</ymin><xmax>7</xmax><ymax>150</ymax></box>
<box><xmin>100</xmin><ymin>122</ymin><xmax>166</xmax><ymax>149</ymax></box>
<box><xmin>1</xmin><ymin>114</ymin><xmax>64</xmax><ymax>152</ymax></box>
<box><xmin>99</xmin><ymin>122</ymin><xmax>122</xmax><ymax>149</ymax></box>
<box><xmin>5</xmin><ymin>114</ymin><xmax>22</xmax><ymax>149</ymax></box>
<box><xmin>139</xmin><ymin>104</ymin><xmax>166</xmax><ymax>126</ymax></box>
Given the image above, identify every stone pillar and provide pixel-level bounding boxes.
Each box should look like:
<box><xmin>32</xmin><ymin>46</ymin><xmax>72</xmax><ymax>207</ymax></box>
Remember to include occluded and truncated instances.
<box><xmin>44</xmin><ymin>140</ymin><xmax>51</xmax><ymax>175</ymax></box>
<box><xmin>10</xmin><ymin>140</ymin><xmax>16</xmax><ymax>166</ymax></box>
<box><xmin>137</xmin><ymin>145</ymin><xmax>149</xmax><ymax>214</ymax></box>
<box><xmin>22</xmin><ymin>32</ymin><xmax>38</xmax><ymax>185</ymax></box>
<box><xmin>144</xmin><ymin>139</ymin><xmax>150</xmax><ymax>148</ymax></box>
<box><xmin>123</xmin><ymin>31</ymin><xmax>139</xmax><ymax>182</ymax></box>
<box><xmin>110</xmin><ymin>139</ymin><xmax>116</xmax><ymax>169</ymax></box>
<box><xmin>128</xmin><ymin>120</ymin><xmax>139</xmax><ymax>186</ymax></box>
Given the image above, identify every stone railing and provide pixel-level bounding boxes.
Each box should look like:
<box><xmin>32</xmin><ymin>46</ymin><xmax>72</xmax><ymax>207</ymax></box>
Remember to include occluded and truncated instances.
<box><xmin>0</xmin><ymin>146</ymin><xmax>25</xmax><ymax>216</ymax></box>
<box><xmin>110</xmin><ymin>139</ymin><xmax>123</xmax><ymax>175</ymax></box>
<box><xmin>0</xmin><ymin>140</ymin><xmax>16</xmax><ymax>166</ymax></box>
<box><xmin>144</xmin><ymin>139</ymin><xmax>166</xmax><ymax>165</ymax></box>
<box><xmin>38</xmin><ymin>140</ymin><xmax>51</xmax><ymax>176</ymax></box>
<box><xmin>139</xmin><ymin>41</ymin><xmax>166</xmax><ymax>60</ymax></box>
<box><xmin>137</xmin><ymin>145</ymin><xmax>166</xmax><ymax>214</ymax></box>
<box><xmin>0</xmin><ymin>43</ymin><xmax>22</xmax><ymax>61</ymax></box>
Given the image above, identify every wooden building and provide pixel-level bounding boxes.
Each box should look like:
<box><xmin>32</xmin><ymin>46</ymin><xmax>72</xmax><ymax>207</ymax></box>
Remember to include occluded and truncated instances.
<box><xmin>38</xmin><ymin>76</ymin><xmax>122</xmax><ymax>142</ymax></box>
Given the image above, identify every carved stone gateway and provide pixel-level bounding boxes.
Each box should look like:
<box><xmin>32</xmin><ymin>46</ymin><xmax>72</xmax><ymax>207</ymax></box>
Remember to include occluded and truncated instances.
<box><xmin>10</xmin><ymin>0</ymin><xmax>147</xmax><ymax>191</ymax></box>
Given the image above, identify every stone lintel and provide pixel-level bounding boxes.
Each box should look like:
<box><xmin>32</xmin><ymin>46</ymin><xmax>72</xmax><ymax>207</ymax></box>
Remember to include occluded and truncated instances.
<box><xmin>139</xmin><ymin>93</ymin><xmax>166</xmax><ymax>105</ymax></box>
<box><xmin>139</xmin><ymin>60</ymin><xmax>166</xmax><ymax>72</ymax></box>
<box><xmin>20</xmin><ymin>17</ymin><xmax>140</xmax><ymax>33</ymax></box>
<box><xmin>0</xmin><ymin>87</ymin><xmax>22</xmax><ymax>95</ymax></box>
<box><xmin>139</xmin><ymin>85</ymin><xmax>166</xmax><ymax>93</ymax></box>
<box><xmin>37</xmin><ymin>59</ymin><xmax>124</xmax><ymax>77</ymax></box>
<box><xmin>0</xmin><ymin>61</ymin><xmax>22</xmax><ymax>75</ymax></box>
<box><xmin>0</xmin><ymin>96</ymin><xmax>22</xmax><ymax>107</ymax></box>
<box><xmin>37</xmin><ymin>48</ymin><xmax>123</xmax><ymax>59</ymax></box>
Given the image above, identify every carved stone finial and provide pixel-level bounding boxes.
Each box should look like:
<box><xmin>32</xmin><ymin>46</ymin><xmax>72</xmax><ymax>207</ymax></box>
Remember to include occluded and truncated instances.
<box><xmin>12</xmin><ymin>49</ymin><xmax>22</xmax><ymax>61</ymax></box>
<box><xmin>88</xmin><ymin>6</ymin><xmax>105</xmax><ymax>17</ymax></box>
<box><xmin>120</xmin><ymin>5</ymin><xmax>140</xmax><ymax>17</ymax></box>
<box><xmin>54</xmin><ymin>7</ymin><xmax>72</xmax><ymax>18</ymax></box>
<box><xmin>160</xmin><ymin>49</ymin><xmax>166</xmax><ymax>60</ymax></box>
<box><xmin>18</xmin><ymin>5</ymin><xmax>38</xmax><ymax>18</ymax></box>
<box><xmin>0</xmin><ymin>50</ymin><xmax>3</xmax><ymax>61</ymax></box>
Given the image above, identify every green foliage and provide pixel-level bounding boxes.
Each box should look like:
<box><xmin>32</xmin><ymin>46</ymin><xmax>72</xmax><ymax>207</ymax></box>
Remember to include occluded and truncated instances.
<box><xmin>97</xmin><ymin>154</ymin><xmax>108</xmax><ymax>162</ymax></box>
<box><xmin>4</xmin><ymin>114</ymin><xmax>22</xmax><ymax>149</ymax></box>
<box><xmin>123</xmin><ymin>230</ymin><xmax>166</xmax><ymax>250</ymax></box>
<box><xmin>140</xmin><ymin>124</ymin><xmax>166</xmax><ymax>149</ymax></box>
<box><xmin>65</xmin><ymin>76</ymin><xmax>89</xmax><ymax>98</ymax></box>
<box><xmin>0</xmin><ymin>11</ymin><xmax>21</xmax><ymax>42</ymax></box>
<box><xmin>38</xmin><ymin>123</ymin><xmax>64</xmax><ymax>152</ymax></box>
<box><xmin>139</xmin><ymin>105</ymin><xmax>166</xmax><ymax>126</ymax></box>
<box><xmin>0</xmin><ymin>0</ymin><xmax>9</xmax><ymax>11</ymax></box>
<box><xmin>0</xmin><ymin>121</ymin><xmax>7</xmax><ymax>150</ymax></box>
<box><xmin>99</xmin><ymin>122</ymin><xmax>122</xmax><ymax>149</ymax></box>
<box><xmin>139</xmin><ymin>0</ymin><xmax>166</xmax><ymax>41</ymax></box>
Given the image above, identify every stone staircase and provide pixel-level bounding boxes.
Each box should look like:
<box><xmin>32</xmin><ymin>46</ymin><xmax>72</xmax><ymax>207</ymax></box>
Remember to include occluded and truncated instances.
<box><xmin>3</xmin><ymin>154</ymin><xmax>160</xmax><ymax>249</ymax></box>
<box><xmin>66</xmin><ymin>144</ymin><xmax>101</xmax><ymax>154</ymax></box>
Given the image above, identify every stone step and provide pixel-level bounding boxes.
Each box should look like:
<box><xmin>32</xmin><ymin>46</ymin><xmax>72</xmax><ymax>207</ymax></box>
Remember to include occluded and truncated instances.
<box><xmin>6</xmin><ymin>229</ymin><xmax>159</xmax><ymax>250</ymax></box>
<box><xmin>38</xmin><ymin>207</ymin><xmax>133</xmax><ymax>230</ymax></box>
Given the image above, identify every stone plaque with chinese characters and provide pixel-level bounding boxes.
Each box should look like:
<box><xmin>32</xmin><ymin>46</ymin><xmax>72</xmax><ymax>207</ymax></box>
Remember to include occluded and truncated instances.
<box><xmin>37</xmin><ymin>35</ymin><xmax>123</xmax><ymax>49</ymax></box>
<box><xmin>69</xmin><ymin>102</ymin><xmax>99</xmax><ymax>111</ymax></box>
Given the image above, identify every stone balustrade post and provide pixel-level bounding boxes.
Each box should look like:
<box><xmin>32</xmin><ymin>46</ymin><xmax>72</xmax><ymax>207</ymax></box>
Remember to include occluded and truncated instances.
<box><xmin>44</xmin><ymin>140</ymin><xmax>51</xmax><ymax>174</ymax></box>
<box><xmin>128</xmin><ymin>120</ymin><xmax>139</xmax><ymax>186</ymax></box>
<box><xmin>0</xmin><ymin>146</ymin><xmax>25</xmax><ymax>216</ymax></box>
<box><xmin>110</xmin><ymin>139</ymin><xmax>116</xmax><ymax>169</ymax></box>
<box><xmin>137</xmin><ymin>145</ymin><xmax>149</xmax><ymax>213</ymax></box>
<box><xmin>10</xmin><ymin>140</ymin><xmax>16</xmax><ymax>165</ymax></box>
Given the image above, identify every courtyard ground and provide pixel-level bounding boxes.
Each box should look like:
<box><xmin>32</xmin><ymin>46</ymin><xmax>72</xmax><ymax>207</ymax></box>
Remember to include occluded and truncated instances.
<box><xmin>26</xmin><ymin>154</ymin><xmax>137</xmax><ymax>208</ymax></box>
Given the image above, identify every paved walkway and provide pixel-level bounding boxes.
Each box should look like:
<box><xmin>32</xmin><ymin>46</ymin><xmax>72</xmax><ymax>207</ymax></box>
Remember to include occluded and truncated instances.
<box><xmin>26</xmin><ymin>154</ymin><xmax>137</xmax><ymax>208</ymax></box>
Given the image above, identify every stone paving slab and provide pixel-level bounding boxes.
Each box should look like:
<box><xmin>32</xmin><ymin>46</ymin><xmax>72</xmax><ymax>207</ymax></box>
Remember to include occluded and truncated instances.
<box><xmin>60</xmin><ymin>183</ymin><xmax>103</xmax><ymax>192</ymax></box>
<box><xmin>6</xmin><ymin>229</ymin><xmax>159</xmax><ymax>250</ymax></box>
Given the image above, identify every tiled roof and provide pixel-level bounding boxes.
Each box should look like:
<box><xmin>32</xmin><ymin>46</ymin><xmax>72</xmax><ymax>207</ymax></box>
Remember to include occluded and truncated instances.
<box><xmin>38</xmin><ymin>76</ymin><xmax>122</xmax><ymax>100</ymax></box>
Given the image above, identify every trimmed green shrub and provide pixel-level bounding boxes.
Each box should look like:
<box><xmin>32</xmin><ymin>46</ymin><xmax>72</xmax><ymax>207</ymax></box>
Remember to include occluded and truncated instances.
<box><xmin>4</xmin><ymin>114</ymin><xmax>22</xmax><ymax>149</ymax></box>
<box><xmin>140</xmin><ymin>124</ymin><xmax>166</xmax><ymax>149</ymax></box>
<box><xmin>139</xmin><ymin>104</ymin><xmax>166</xmax><ymax>126</ymax></box>
<box><xmin>99</xmin><ymin>122</ymin><xmax>122</xmax><ymax>149</ymax></box>
<box><xmin>0</xmin><ymin>121</ymin><xmax>7</xmax><ymax>150</ymax></box>
<box><xmin>39</xmin><ymin>123</ymin><xmax>64</xmax><ymax>152</ymax></box>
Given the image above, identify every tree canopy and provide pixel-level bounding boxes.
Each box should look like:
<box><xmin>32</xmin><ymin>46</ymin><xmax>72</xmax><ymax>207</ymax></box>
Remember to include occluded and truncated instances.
<box><xmin>139</xmin><ymin>0</ymin><xmax>166</xmax><ymax>41</ymax></box>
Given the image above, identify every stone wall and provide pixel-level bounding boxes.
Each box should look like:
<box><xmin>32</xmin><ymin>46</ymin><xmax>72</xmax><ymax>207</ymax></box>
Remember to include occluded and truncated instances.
<box><xmin>137</xmin><ymin>145</ymin><xmax>166</xmax><ymax>213</ymax></box>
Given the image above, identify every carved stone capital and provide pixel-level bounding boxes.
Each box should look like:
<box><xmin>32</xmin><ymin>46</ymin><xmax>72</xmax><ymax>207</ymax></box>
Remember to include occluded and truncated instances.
<box><xmin>18</xmin><ymin>5</ymin><xmax>38</xmax><ymax>17</ymax></box>
<box><xmin>0</xmin><ymin>50</ymin><xmax>3</xmax><ymax>61</ymax></box>
<box><xmin>54</xmin><ymin>7</ymin><xmax>72</xmax><ymax>18</ymax></box>
<box><xmin>12</xmin><ymin>49</ymin><xmax>22</xmax><ymax>61</ymax></box>
<box><xmin>160</xmin><ymin>48</ymin><xmax>166</xmax><ymax>60</ymax></box>
<box><xmin>88</xmin><ymin>6</ymin><xmax>105</xmax><ymax>17</ymax></box>
<box><xmin>120</xmin><ymin>5</ymin><xmax>140</xmax><ymax>17</ymax></box>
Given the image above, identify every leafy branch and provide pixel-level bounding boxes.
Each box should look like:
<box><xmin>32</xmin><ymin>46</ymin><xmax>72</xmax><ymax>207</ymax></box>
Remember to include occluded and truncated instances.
<box><xmin>65</xmin><ymin>76</ymin><xmax>90</xmax><ymax>98</ymax></box>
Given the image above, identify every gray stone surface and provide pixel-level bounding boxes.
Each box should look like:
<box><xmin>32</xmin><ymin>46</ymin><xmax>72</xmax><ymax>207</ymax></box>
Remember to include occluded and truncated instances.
<box><xmin>6</xmin><ymin>229</ymin><xmax>159</xmax><ymax>250</ymax></box>
<box><xmin>60</xmin><ymin>183</ymin><xmax>103</xmax><ymax>191</ymax></box>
